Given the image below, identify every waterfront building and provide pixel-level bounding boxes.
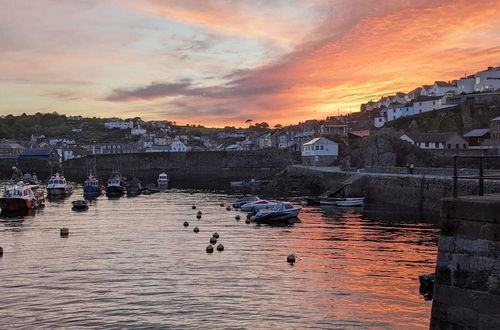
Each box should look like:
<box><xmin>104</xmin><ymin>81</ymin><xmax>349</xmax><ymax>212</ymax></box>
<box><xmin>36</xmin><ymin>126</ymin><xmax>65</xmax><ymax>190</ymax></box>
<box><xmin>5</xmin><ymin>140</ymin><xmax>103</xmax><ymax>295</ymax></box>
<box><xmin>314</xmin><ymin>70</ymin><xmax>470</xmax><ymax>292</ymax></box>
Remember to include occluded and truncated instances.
<box><xmin>463</xmin><ymin>128</ymin><xmax>490</xmax><ymax>146</ymax></box>
<box><xmin>457</xmin><ymin>76</ymin><xmax>475</xmax><ymax>94</ymax></box>
<box><xmin>170</xmin><ymin>140</ymin><xmax>187</xmax><ymax>152</ymax></box>
<box><xmin>400</xmin><ymin>132</ymin><xmax>468</xmax><ymax>150</ymax></box>
<box><xmin>0</xmin><ymin>140</ymin><xmax>24</xmax><ymax>154</ymax></box>
<box><xmin>301</xmin><ymin>137</ymin><xmax>339</xmax><ymax>166</ymax></box>
<box><xmin>474</xmin><ymin>66</ymin><xmax>500</xmax><ymax>92</ymax></box>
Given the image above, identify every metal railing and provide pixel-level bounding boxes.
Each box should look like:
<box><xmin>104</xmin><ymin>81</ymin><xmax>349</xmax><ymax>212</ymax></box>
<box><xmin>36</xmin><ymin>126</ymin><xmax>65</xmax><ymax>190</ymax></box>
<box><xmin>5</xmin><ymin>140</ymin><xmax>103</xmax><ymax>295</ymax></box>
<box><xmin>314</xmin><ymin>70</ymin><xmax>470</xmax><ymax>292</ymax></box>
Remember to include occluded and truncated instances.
<box><xmin>453</xmin><ymin>155</ymin><xmax>500</xmax><ymax>198</ymax></box>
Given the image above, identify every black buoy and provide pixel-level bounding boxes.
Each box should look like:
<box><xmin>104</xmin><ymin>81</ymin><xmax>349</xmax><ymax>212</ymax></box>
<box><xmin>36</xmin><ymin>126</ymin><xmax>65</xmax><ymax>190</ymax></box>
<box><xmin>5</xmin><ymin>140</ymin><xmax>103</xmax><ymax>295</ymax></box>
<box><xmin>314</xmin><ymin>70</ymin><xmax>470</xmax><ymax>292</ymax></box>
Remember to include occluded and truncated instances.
<box><xmin>210</xmin><ymin>237</ymin><xmax>217</xmax><ymax>244</ymax></box>
<box><xmin>193</xmin><ymin>226</ymin><xmax>199</xmax><ymax>233</ymax></box>
<box><xmin>226</xmin><ymin>206</ymin><xmax>231</xmax><ymax>211</ymax></box>
<box><xmin>235</xmin><ymin>215</ymin><xmax>241</xmax><ymax>220</ymax></box>
<box><xmin>220</xmin><ymin>203</ymin><xmax>224</xmax><ymax>207</ymax></box>
<box><xmin>197</xmin><ymin>211</ymin><xmax>202</xmax><ymax>215</ymax></box>
<box><xmin>196</xmin><ymin>214</ymin><xmax>202</xmax><ymax>219</ymax></box>
<box><xmin>212</xmin><ymin>232</ymin><xmax>219</xmax><ymax>239</ymax></box>
<box><xmin>60</xmin><ymin>228</ymin><xmax>69</xmax><ymax>237</ymax></box>
<box><xmin>216</xmin><ymin>243</ymin><xmax>224</xmax><ymax>251</ymax></box>
<box><xmin>245</xmin><ymin>219</ymin><xmax>251</xmax><ymax>224</ymax></box>
<box><xmin>287</xmin><ymin>254</ymin><xmax>296</xmax><ymax>264</ymax></box>
<box><xmin>192</xmin><ymin>205</ymin><xmax>196</xmax><ymax>209</ymax></box>
<box><xmin>246</xmin><ymin>213</ymin><xmax>252</xmax><ymax>219</ymax></box>
<box><xmin>0</xmin><ymin>246</ymin><xmax>3</xmax><ymax>256</ymax></box>
<box><xmin>206</xmin><ymin>245</ymin><xmax>214</xmax><ymax>253</ymax></box>
<box><xmin>183</xmin><ymin>221</ymin><xmax>189</xmax><ymax>227</ymax></box>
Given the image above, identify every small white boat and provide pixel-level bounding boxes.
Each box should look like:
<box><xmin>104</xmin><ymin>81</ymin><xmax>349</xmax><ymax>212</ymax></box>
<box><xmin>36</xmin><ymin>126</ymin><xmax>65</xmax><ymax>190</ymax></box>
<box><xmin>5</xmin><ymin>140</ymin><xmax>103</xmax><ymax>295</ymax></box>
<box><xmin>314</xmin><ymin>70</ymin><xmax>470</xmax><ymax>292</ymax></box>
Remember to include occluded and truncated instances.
<box><xmin>251</xmin><ymin>202</ymin><xmax>302</xmax><ymax>222</ymax></box>
<box><xmin>232</xmin><ymin>196</ymin><xmax>260</xmax><ymax>208</ymax></box>
<box><xmin>0</xmin><ymin>182</ymin><xmax>45</xmax><ymax>212</ymax></box>
<box><xmin>157</xmin><ymin>172</ymin><xmax>169</xmax><ymax>190</ymax></box>
<box><xmin>336</xmin><ymin>198</ymin><xmax>365</xmax><ymax>207</ymax></box>
<box><xmin>47</xmin><ymin>173</ymin><xmax>73</xmax><ymax>196</ymax></box>
<box><xmin>240</xmin><ymin>200</ymin><xmax>277</xmax><ymax>212</ymax></box>
<box><xmin>320</xmin><ymin>197</ymin><xmax>365</xmax><ymax>206</ymax></box>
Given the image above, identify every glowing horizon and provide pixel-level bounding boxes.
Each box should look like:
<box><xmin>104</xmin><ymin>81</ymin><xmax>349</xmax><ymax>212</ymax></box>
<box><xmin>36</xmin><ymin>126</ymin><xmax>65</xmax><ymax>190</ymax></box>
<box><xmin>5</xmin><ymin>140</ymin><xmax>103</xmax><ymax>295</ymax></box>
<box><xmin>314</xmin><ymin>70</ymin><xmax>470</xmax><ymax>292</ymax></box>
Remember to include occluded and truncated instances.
<box><xmin>0</xmin><ymin>0</ymin><xmax>499</xmax><ymax>126</ymax></box>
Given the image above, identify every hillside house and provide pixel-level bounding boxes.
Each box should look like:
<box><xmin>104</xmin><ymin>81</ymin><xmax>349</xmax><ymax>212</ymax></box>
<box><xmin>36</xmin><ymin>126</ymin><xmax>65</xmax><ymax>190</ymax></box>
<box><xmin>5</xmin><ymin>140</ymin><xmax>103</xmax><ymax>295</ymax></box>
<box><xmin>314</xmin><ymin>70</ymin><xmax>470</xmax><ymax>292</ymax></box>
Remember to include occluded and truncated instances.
<box><xmin>474</xmin><ymin>66</ymin><xmax>500</xmax><ymax>92</ymax></box>
<box><xmin>463</xmin><ymin>129</ymin><xmax>490</xmax><ymax>146</ymax></box>
<box><xmin>400</xmin><ymin>132</ymin><xmax>468</xmax><ymax>150</ymax></box>
<box><xmin>302</xmin><ymin>137</ymin><xmax>339</xmax><ymax>166</ymax></box>
<box><xmin>431</xmin><ymin>81</ymin><xmax>457</xmax><ymax>96</ymax></box>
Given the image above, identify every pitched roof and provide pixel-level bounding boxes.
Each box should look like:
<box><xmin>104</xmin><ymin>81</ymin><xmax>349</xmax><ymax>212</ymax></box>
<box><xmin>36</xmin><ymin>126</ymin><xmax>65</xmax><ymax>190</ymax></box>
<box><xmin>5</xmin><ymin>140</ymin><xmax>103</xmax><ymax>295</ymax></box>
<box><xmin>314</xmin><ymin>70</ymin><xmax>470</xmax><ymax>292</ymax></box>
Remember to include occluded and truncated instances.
<box><xmin>303</xmin><ymin>137</ymin><xmax>337</xmax><ymax>145</ymax></box>
<box><xmin>402</xmin><ymin>132</ymin><xmax>462</xmax><ymax>143</ymax></box>
<box><xmin>491</xmin><ymin>116</ymin><xmax>500</xmax><ymax>122</ymax></box>
<box><xmin>463</xmin><ymin>128</ymin><xmax>490</xmax><ymax>137</ymax></box>
<box><xmin>20</xmin><ymin>148</ymin><xmax>59</xmax><ymax>157</ymax></box>
<box><xmin>435</xmin><ymin>81</ymin><xmax>456</xmax><ymax>87</ymax></box>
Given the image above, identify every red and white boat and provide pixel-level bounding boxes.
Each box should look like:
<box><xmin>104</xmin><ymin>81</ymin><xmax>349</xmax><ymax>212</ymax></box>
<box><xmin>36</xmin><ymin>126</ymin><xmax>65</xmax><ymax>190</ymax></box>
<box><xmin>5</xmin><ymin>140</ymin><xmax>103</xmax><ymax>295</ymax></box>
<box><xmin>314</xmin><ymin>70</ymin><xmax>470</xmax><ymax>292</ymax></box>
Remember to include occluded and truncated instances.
<box><xmin>0</xmin><ymin>182</ymin><xmax>45</xmax><ymax>212</ymax></box>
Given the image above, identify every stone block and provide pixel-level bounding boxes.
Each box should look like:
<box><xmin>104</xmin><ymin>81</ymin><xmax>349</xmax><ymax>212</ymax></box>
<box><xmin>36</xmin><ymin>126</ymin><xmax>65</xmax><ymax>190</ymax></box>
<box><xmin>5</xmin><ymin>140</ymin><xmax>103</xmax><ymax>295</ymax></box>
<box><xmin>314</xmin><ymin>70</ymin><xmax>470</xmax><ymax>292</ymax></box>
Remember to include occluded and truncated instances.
<box><xmin>441</xmin><ymin>196</ymin><xmax>500</xmax><ymax>224</ymax></box>
<box><xmin>452</xmin><ymin>268</ymin><xmax>490</xmax><ymax>291</ymax></box>
<box><xmin>446</xmin><ymin>305</ymin><xmax>479</xmax><ymax>328</ymax></box>
<box><xmin>482</xmin><ymin>223</ymin><xmax>500</xmax><ymax>241</ymax></box>
<box><xmin>454</xmin><ymin>238</ymin><xmax>489</xmax><ymax>253</ymax></box>
<box><xmin>436</xmin><ymin>251</ymin><xmax>453</xmax><ymax>267</ymax></box>
<box><xmin>435</xmin><ymin>266</ymin><xmax>452</xmax><ymax>286</ymax></box>
<box><xmin>438</xmin><ymin>236</ymin><xmax>456</xmax><ymax>252</ymax></box>
<box><xmin>477</xmin><ymin>314</ymin><xmax>500</xmax><ymax>329</ymax></box>
<box><xmin>441</xmin><ymin>219</ymin><xmax>485</xmax><ymax>240</ymax></box>
<box><xmin>433</xmin><ymin>285</ymin><xmax>474</xmax><ymax>309</ymax></box>
<box><xmin>488</xmin><ymin>274</ymin><xmax>500</xmax><ymax>295</ymax></box>
<box><xmin>472</xmin><ymin>291</ymin><xmax>500</xmax><ymax>316</ymax></box>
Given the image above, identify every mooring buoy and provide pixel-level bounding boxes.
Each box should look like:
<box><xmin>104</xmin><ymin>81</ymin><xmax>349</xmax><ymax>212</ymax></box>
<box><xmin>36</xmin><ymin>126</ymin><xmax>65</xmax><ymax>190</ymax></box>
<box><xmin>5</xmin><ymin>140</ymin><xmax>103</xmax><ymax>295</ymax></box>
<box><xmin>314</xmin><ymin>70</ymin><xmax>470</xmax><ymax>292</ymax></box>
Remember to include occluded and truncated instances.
<box><xmin>216</xmin><ymin>244</ymin><xmax>224</xmax><ymax>251</ymax></box>
<box><xmin>287</xmin><ymin>254</ymin><xmax>296</xmax><ymax>264</ymax></box>
<box><xmin>226</xmin><ymin>206</ymin><xmax>231</xmax><ymax>211</ymax></box>
<box><xmin>220</xmin><ymin>203</ymin><xmax>224</xmax><ymax>207</ymax></box>
<box><xmin>212</xmin><ymin>232</ymin><xmax>219</xmax><ymax>239</ymax></box>
<box><xmin>0</xmin><ymin>246</ymin><xmax>3</xmax><ymax>256</ymax></box>
<box><xmin>210</xmin><ymin>237</ymin><xmax>217</xmax><ymax>244</ymax></box>
<box><xmin>235</xmin><ymin>215</ymin><xmax>241</xmax><ymax>220</ymax></box>
<box><xmin>245</xmin><ymin>219</ymin><xmax>251</xmax><ymax>224</ymax></box>
<box><xmin>206</xmin><ymin>245</ymin><xmax>214</xmax><ymax>253</ymax></box>
<box><xmin>193</xmin><ymin>226</ymin><xmax>199</xmax><ymax>233</ymax></box>
<box><xmin>192</xmin><ymin>205</ymin><xmax>196</xmax><ymax>209</ymax></box>
<box><xmin>196</xmin><ymin>214</ymin><xmax>202</xmax><ymax>219</ymax></box>
<box><xmin>197</xmin><ymin>211</ymin><xmax>202</xmax><ymax>215</ymax></box>
<box><xmin>183</xmin><ymin>221</ymin><xmax>189</xmax><ymax>227</ymax></box>
<box><xmin>60</xmin><ymin>228</ymin><xmax>69</xmax><ymax>237</ymax></box>
<box><xmin>246</xmin><ymin>213</ymin><xmax>252</xmax><ymax>219</ymax></box>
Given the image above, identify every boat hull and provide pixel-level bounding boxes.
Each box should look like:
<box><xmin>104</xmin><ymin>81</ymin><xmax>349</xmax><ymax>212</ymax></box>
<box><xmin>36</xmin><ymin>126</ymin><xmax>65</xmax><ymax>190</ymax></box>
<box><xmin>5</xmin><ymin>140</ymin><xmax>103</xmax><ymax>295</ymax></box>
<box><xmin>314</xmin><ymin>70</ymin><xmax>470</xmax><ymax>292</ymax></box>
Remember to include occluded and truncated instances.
<box><xmin>106</xmin><ymin>186</ymin><xmax>124</xmax><ymax>196</ymax></box>
<box><xmin>47</xmin><ymin>187</ymin><xmax>72</xmax><ymax>196</ymax></box>
<box><xmin>83</xmin><ymin>186</ymin><xmax>101</xmax><ymax>194</ymax></box>
<box><xmin>158</xmin><ymin>182</ymin><xmax>169</xmax><ymax>191</ymax></box>
<box><xmin>252</xmin><ymin>209</ymin><xmax>301</xmax><ymax>222</ymax></box>
<box><xmin>0</xmin><ymin>198</ymin><xmax>31</xmax><ymax>212</ymax></box>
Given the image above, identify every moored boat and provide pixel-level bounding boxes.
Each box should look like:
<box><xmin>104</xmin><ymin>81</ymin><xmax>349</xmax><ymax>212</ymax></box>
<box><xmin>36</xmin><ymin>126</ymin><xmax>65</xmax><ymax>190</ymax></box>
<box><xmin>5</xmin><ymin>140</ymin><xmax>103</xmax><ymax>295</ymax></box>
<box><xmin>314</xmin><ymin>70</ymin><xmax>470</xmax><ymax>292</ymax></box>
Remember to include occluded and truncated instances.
<box><xmin>83</xmin><ymin>174</ymin><xmax>101</xmax><ymax>195</ymax></box>
<box><xmin>157</xmin><ymin>172</ymin><xmax>169</xmax><ymax>191</ymax></box>
<box><xmin>0</xmin><ymin>182</ymin><xmax>45</xmax><ymax>212</ymax></box>
<box><xmin>47</xmin><ymin>173</ymin><xmax>73</xmax><ymax>196</ymax></box>
<box><xmin>336</xmin><ymin>198</ymin><xmax>365</xmax><ymax>207</ymax></box>
<box><xmin>72</xmin><ymin>199</ymin><xmax>89</xmax><ymax>210</ymax></box>
<box><xmin>232</xmin><ymin>196</ymin><xmax>260</xmax><ymax>208</ymax></box>
<box><xmin>106</xmin><ymin>171</ymin><xmax>125</xmax><ymax>197</ymax></box>
<box><xmin>251</xmin><ymin>202</ymin><xmax>302</xmax><ymax>223</ymax></box>
<box><xmin>127</xmin><ymin>178</ymin><xmax>143</xmax><ymax>196</ymax></box>
<box><xmin>240</xmin><ymin>199</ymin><xmax>277</xmax><ymax>212</ymax></box>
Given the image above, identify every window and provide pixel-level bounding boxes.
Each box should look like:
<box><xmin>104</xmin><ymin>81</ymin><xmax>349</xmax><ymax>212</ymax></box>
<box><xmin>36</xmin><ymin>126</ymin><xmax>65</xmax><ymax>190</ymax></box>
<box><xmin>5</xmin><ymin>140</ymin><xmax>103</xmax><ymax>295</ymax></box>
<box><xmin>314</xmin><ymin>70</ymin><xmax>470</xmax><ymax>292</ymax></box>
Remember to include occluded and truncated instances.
<box><xmin>463</xmin><ymin>144</ymin><xmax>467</xmax><ymax>149</ymax></box>
<box><xmin>455</xmin><ymin>144</ymin><xmax>459</xmax><ymax>149</ymax></box>
<box><xmin>447</xmin><ymin>144</ymin><xmax>451</xmax><ymax>149</ymax></box>
<box><xmin>315</xmin><ymin>145</ymin><xmax>319</xmax><ymax>150</ymax></box>
<box><xmin>425</xmin><ymin>142</ymin><xmax>430</xmax><ymax>147</ymax></box>
<box><xmin>320</xmin><ymin>146</ymin><xmax>324</xmax><ymax>150</ymax></box>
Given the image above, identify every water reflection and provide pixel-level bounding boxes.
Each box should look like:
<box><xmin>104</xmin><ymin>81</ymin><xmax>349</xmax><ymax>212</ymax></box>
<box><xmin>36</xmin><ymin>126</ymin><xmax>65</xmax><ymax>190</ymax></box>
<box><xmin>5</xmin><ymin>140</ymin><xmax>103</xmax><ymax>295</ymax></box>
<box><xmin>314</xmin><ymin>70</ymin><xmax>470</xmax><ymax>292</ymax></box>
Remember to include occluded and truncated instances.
<box><xmin>0</xmin><ymin>192</ymin><xmax>439</xmax><ymax>328</ymax></box>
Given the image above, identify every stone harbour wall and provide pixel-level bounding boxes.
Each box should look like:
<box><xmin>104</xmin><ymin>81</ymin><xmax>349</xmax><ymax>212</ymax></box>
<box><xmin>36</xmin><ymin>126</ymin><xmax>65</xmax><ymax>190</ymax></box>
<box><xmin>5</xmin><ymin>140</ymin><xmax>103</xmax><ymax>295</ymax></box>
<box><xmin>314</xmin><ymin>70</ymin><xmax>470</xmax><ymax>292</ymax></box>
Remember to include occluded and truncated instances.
<box><xmin>430</xmin><ymin>195</ymin><xmax>500</xmax><ymax>329</ymax></box>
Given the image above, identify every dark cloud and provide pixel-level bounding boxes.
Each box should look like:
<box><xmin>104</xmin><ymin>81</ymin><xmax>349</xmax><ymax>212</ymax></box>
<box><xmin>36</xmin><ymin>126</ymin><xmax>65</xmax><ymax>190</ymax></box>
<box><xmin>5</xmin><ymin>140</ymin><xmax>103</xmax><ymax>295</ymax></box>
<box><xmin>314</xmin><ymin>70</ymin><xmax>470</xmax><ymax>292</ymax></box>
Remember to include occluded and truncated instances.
<box><xmin>105</xmin><ymin>81</ymin><xmax>192</xmax><ymax>101</ymax></box>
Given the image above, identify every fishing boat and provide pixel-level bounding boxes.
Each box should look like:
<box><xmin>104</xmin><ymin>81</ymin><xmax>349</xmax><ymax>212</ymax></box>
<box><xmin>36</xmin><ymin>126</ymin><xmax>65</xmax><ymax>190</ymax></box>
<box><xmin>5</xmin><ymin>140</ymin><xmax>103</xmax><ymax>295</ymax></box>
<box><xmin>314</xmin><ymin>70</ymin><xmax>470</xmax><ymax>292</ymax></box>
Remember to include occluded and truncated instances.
<box><xmin>46</xmin><ymin>173</ymin><xmax>73</xmax><ymax>196</ymax></box>
<box><xmin>72</xmin><ymin>200</ymin><xmax>89</xmax><ymax>211</ymax></box>
<box><xmin>232</xmin><ymin>196</ymin><xmax>260</xmax><ymax>208</ymax></box>
<box><xmin>251</xmin><ymin>202</ymin><xmax>302</xmax><ymax>223</ymax></box>
<box><xmin>83</xmin><ymin>173</ymin><xmax>101</xmax><ymax>195</ymax></box>
<box><xmin>157</xmin><ymin>172</ymin><xmax>169</xmax><ymax>191</ymax></box>
<box><xmin>127</xmin><ymin>178</ymin><xmax>143</xmax><ymax>196</ymax></box>
<box><xmin>240</xmin><ymin>199</ymin><xmax>277</xmax><ymax>212</ymax></box>
<box><xmin>0</xmin><ymin>182</ymin><xmax>45</xmax><ymax>212</ymax></box>
<box><xmin>106</xmin><ymin>171</ymin><xmax>125</xmax><ymax>197</ymax></box>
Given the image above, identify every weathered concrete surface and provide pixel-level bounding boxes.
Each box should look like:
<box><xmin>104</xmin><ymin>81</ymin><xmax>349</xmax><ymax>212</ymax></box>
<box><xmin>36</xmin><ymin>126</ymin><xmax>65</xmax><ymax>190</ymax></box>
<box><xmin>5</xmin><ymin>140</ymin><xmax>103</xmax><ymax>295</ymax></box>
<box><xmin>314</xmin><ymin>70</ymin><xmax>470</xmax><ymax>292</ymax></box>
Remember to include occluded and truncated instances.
<box><xmin>430</xmin><ymin>194</ymin><xmax>500</xmax><ymax>329</ymax></box>
<box><xmin>271</xmin><ymin>165</ymin><xmax>500</xmax><ymax>212</ymax></box>
<box><xmin>61</xmin><ymin>150</ymin><xmax>300</xmax><ymax>189</ymax></box>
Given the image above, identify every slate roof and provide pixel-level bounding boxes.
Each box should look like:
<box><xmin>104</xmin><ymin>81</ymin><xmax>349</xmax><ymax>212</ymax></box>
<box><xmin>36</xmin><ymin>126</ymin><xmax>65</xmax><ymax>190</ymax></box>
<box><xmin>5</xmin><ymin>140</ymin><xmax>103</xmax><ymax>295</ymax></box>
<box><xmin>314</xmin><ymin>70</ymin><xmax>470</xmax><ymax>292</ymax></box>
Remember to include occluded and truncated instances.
<box><xmin>19</xmin><ymin>148</ymin><xmax>60</xmax><ymax>158</ymax></box>
<box><xmin>303</xmin><ymin>137</ymin><xmax>337</xmax><ymax>145</ymax></box>
<box><xmin>402</xmin><ymin>132</ymin><xmax>462</xmax><ymax>143</ymax></box>
<box><xmin>463</xmin><ymin>129</ymin><xmax>490</xmax><ymax>138</ymax></box>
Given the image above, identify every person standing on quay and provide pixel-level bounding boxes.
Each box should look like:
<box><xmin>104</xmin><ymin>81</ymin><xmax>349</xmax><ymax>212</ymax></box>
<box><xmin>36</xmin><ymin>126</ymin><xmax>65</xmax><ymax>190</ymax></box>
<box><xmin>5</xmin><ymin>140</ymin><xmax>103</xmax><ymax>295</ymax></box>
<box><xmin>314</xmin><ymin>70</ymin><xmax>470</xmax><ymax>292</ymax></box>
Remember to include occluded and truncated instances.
<box><xmin>409</xmin><ymin>163</ymin><xmax>414</xmax><ymax>174</ymax></box>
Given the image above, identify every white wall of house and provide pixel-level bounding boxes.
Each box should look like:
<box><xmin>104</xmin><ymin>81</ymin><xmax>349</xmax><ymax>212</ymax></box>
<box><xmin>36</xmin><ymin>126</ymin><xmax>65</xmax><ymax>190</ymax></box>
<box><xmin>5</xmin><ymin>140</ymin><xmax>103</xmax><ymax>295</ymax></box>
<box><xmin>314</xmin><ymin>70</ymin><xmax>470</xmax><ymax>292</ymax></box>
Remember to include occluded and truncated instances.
<box><xmin>131</xmin><ymin>125</ymin><xmax>147</xmax><ymax>135</ymax></box>
<box><xmin>413</xmin><ymin>98</ymin><xmax>443</xmax><ymax>114</ymax></box>
<box><xmin>457</xmin><ymin>78</ymin><xmax>475</xmax><ymax>94</ymax></box>
<box><xmin>474</xmin><ymin>68</ymin><xmax>500</xmax><ymax>92</ymax></box>
<box><xmin>105</xmin><ymin>121</ymin><xmax>133</xmax><ymax>129</ymax></box>
<box><xmin>170</xmin><ymin>140</ymin><xmax>187</xmax><ymax>152</ymax></box>
<box><xmin>431</xmin><ymin>83</ymin><xmax>457</xmax><ymax>96</ymax></box>
<box><xmin>302</xmin><ymin>138</ymin><xmax>338</xmax><ymax>157</ymax></box>
<box><xmin>386</xmin><ymin>105</ymin><xmax>414</xmax><ymax>121</ymax></box>
<box><xmin>374</xmin><ymin>116</ymin><xmax>386</xmax><ymax>128</ymax></box>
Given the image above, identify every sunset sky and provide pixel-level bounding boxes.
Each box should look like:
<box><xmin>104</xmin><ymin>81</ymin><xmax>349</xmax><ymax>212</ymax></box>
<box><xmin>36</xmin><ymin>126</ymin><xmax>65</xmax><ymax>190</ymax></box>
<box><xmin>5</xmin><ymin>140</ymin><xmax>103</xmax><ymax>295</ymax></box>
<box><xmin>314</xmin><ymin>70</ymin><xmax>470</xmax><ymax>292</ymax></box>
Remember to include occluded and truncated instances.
<box><xmin>0</xmin><ymin>0</ymin><xmax>499</xmax><ymax>126</ymax></box>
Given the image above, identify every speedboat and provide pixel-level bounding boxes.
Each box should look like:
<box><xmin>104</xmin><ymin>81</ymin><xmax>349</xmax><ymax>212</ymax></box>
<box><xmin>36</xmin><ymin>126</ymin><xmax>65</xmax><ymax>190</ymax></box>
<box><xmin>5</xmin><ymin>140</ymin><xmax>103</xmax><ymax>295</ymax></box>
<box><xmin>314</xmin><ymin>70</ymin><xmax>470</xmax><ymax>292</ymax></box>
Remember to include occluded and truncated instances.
<box><xmin>106</xmin><ymin>171</ymin><xmax>125</xmax><ymax>197</ymax></box>
<box><xmin>47</xmin><ymin>173</ymin><xmax>73</xmax><ymax>196</ymax></box>
<box><xmin>232</xmin><ymin>196</ymin><xmax>260</xmax><ymax>208</ymax></box>
<box><xmin>0</xmin><ymin>182</ymin><xmax>45</xmax><ymax>212</ymax></box>
<box><xmin>240</xmin><ymin>200</ymin><xmax>277</xmax><ymax>212</ymax></box>
<box><xmin>251</xmin><ymin>202</ymin><xmax>302</xmax><ymax>222</ymax></box>
<box><xmin>157</xmin><ymin>172</ymin><xmax>169</xmax><ymax>191</ymax></box>
<box><xmin>83</xmin><ymin>174</ymin><xmax>101</xmax><ymax>195</ymax></box>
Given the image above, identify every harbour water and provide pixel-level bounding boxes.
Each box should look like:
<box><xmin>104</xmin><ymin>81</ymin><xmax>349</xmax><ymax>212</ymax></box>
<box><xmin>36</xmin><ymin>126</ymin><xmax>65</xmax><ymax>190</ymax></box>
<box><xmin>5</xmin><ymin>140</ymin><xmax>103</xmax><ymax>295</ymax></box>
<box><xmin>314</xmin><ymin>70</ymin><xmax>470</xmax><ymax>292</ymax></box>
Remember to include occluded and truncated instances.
<box><xmin>0</xmin><ymin>191</ymin><xmax>439</xmax><ymax>328</ymax></box>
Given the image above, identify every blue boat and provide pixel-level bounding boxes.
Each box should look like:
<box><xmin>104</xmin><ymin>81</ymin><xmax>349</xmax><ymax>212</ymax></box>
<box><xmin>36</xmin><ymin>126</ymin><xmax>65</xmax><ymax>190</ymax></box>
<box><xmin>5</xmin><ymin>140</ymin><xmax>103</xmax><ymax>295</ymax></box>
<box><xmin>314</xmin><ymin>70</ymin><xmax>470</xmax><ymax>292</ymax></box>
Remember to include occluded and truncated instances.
<box><xmin>83</xmin><ymin>174</ymin><xmax>101</xmax><ymax>195</ymax></box>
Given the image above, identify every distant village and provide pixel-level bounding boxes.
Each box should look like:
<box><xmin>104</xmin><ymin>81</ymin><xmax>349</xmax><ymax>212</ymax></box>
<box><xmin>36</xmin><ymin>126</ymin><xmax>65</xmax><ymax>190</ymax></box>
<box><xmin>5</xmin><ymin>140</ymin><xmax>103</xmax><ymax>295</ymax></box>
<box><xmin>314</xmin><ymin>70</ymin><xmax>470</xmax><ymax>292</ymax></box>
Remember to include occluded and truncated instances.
<box><xmin>0</xmin><ymin>65</ymin><xmax>499</xmax><ymax>169</ymax></box>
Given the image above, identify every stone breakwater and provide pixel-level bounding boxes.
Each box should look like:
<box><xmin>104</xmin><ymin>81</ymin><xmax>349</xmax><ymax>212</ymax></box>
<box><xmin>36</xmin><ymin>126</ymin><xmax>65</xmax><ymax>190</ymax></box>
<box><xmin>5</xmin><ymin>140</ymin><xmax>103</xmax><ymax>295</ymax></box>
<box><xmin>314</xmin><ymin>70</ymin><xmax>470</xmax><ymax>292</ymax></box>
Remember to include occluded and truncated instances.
<box><xmin>61</xmin><ymin>150</ymin><xmax>300</xmax><ymax>189</ymax></box>
<box><xmin>270</xmin><ymin>165</ymin><xmax>500</xmax><ymax>213</ymax></box>
<box><xmin>430</xmin><ymin>194</ymin><xmax>500</xmax><ymax>329</ymax></box>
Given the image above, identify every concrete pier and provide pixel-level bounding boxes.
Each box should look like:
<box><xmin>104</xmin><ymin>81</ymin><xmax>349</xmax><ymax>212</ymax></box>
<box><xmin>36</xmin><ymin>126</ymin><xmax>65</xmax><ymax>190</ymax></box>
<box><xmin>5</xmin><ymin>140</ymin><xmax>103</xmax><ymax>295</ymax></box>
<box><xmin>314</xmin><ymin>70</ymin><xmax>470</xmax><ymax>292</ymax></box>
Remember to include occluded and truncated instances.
<box><xmin>430</xmin><ymin>194</ymin><xmax>500</xmax><ymax>329</ymax></box>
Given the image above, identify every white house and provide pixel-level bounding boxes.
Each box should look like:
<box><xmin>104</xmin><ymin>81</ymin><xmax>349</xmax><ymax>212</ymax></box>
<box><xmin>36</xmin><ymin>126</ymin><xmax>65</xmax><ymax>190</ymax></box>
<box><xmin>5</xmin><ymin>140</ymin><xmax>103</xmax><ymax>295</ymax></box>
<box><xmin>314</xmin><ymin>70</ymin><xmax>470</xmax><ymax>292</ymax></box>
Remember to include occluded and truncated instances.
<box><xmin>400</xmin><ymin>132</ymin><xmax>468</xmax><ymax>150</ymax></box>
<box><xmin>169</xmin><ymin>140</ymin><xmax>187</xmax><ymax>152</ymax></box>
<box><xmin>386</xmin><ymin>104</ymin><xmax>414</xmax><ymax>121</ymax></box>
<box><xmin>430</xmin><ymin>81</ymin><xmax>457</xmax><ymax>96</ymax></box>
<box><xmin>420</xmin><ymin>85</ymin><xmax>433</xmax><ymax>96</ymax></box>
<box><xmin>374</xmin><ymin>116</ymin><xmax>386</xmax><ymax>128</ymax></box>
<box><xmin>457</xmin><ymin>77</ymin><xmax>475</xmax><ymax>94</ymax></box>
<box><xmin>105</xmin><ymin>120</ymin><xmax>133</xmax><ymax>129</ymax></box>
<box><xmin>302</xmin><ymin>137</ymin><xmax>339</xmax><ymax>166</ymax></box>
<box><xmin>131</xmin><ymin>125</ymin><xmax>147</xmax><ymax>136</ymax></box>
<box><xmin>412</xmin><ymin>96</ymin><xmax>447</xmax><ymax>114</ymax></box>
<box><xmin>474</xmin><ymin>66</ymin><xmax>500</xmax><ymax>92</ymax></box>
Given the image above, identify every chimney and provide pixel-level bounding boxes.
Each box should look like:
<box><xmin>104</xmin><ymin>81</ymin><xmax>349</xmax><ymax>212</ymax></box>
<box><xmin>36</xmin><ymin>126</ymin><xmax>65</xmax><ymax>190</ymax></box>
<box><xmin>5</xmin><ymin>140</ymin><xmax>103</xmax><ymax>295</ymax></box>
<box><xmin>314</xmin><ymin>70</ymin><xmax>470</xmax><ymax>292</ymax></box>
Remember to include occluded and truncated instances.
<box><xmin>488</xmin><ymin>66</ymin><xmax>493</xmax><ymax>70</ymax></box>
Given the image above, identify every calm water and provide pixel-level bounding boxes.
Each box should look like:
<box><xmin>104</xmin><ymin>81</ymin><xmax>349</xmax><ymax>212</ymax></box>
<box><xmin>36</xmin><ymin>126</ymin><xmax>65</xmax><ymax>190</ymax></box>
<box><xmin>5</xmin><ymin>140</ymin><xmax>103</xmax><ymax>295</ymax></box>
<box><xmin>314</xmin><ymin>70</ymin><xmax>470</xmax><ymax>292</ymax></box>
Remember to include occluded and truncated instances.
<box><xmin>0</xmin><ymin>190</ymin><xmax>439</xmax><ymax>329</ymax></box>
